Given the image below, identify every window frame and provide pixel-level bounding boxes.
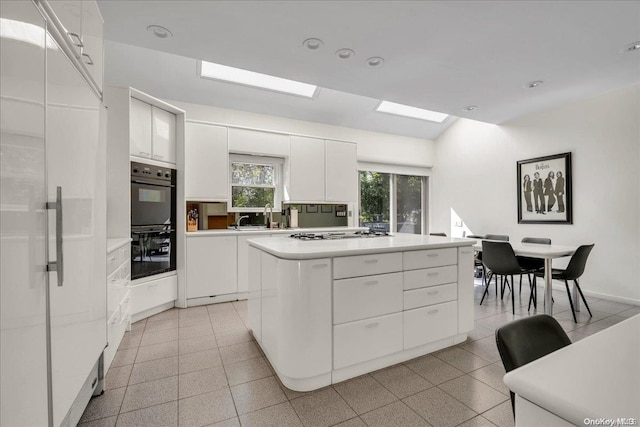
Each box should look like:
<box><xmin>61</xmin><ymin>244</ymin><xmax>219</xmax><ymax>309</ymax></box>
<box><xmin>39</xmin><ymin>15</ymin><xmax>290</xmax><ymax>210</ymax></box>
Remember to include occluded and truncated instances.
<box><xmin>229</xmin><ymin>153</ymin><xmax>284</xmax><ymax>213</ymax></box>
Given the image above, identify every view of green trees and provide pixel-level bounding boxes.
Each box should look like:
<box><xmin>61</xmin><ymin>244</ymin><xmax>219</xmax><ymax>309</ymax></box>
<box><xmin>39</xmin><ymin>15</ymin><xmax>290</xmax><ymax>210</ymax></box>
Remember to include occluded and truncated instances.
<box><xmin>359</xmin><ymin>171</ymin><xmax>390</xmax><ymax>223</ymax></box>
<box><xmin>231</xmin><ymin>162</ymin><xmax>275</xmax><ymax>208</ymax></box>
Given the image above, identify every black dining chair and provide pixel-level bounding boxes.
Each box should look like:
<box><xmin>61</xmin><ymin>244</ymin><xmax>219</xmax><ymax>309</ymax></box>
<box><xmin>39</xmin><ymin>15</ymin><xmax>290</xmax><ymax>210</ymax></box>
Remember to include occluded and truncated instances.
<box><xmin>481</xmin><ymin>234</ymin><xmax>511</xmax><ymax>293</ymax></box>
<box><xmin>534</xmin><ymin>244</ymin><xmax>595</xmax><ymax>323</ymax></box>
<box><xmin>467</xmin><ymin>235</ymin><xmax>486</xmax><ymax>279</ymax></box>
<box><xmin>429</xmin><ymin>232</ymin><xmax>447</xmax><ymax>237</ymax></box>
<box><xmin>485</xmin><ymin>234</ymin><xmax>509</xmax><ymax>241</ymax></box>
<box><xmin>517</xmin><ymin>237</ymin><xmax>551</xmax><ymax>308</ymax></box>
<box><xmin>496</xmin><ymin>315</ymin><xmax>572</xmax><ymax>417</ymax></box>
<box><xmin>480</xmin><ymin>241</ymin><xmax>533</xmax><ymax>314</ymax></box>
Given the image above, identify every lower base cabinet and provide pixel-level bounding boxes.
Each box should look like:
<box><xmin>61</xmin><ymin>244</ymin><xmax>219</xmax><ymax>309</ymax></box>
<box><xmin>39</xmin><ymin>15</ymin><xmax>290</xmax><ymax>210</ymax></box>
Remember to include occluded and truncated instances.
<box><xmin>105</xmin><ymin>239</ymin><xmax>132</xmax><ymax>372</ymax></box>
<box><xmin>404</xmin><ymin>301</ymin><xmax>458</xmax><ymax>349</ymax></box>
<box><xmin>130</xmin><ymin>275</ymin><xmax>178</xmax><ymax>315</ymax></box>
<box><xmin>186</xmin><ymin>235</ymin><xmax>238</xmax><ymax>299</ymax></box>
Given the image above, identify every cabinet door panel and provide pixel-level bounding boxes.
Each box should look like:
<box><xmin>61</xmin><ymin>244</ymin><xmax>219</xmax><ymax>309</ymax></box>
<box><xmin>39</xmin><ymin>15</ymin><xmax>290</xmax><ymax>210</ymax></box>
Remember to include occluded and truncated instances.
<box><xmin>46</xmin><ymin>30</ymin><xmax>106</xmax><ymax>426</ymax></box>
<box><xmin>80</xmin><ymin>0</ymin><xmax>103</xmax><ymax>92</ymax></box>
<box><xmin>47</xmin><ymin>0</ymin><xmax>82</xmax><ymax>57</ymax></box>
<box><xmin>151</xmin><ymin>106</ymin><xmax>176</xmax><ymax>164</ymax></box>
<box><xmin>185</xmin><ymin>123</ymin><xmax>228</xmax><ymax>200</ymax></box>
<box><xmin>325</xmin><ymin>140</ymin><xmax>357</xmax><ymax>202</ymax></box>
<box><xmin>186</xmin><ymin>236</ymin><xmax>237</xmax><ymax>299</ymax></box>
<box><xmin>129</xmin><ymin>97</ymin><xmax>152</xmax><ymax>159</ymax></box>
<box><xmin>288</xmin><ymin>136</ymin><xmax>324</xmax><ymax>202</ymax></box>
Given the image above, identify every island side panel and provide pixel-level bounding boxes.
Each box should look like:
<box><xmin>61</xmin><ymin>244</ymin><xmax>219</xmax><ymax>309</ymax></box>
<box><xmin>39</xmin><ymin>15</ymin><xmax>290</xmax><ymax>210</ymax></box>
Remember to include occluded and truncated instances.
<box><xmin>247</xmin><ymin>246</ymin><xmax>262</xmax><ymax>342</ymax></box>
<box><xmin>457</xmin><ymin>246</ymin><xmax>475</xmax><ymax>335</ymax></box>
<box><xmin>259</xmin><ymin>252</ymin><xmax>332</xmax><ymax>391</ymax></box>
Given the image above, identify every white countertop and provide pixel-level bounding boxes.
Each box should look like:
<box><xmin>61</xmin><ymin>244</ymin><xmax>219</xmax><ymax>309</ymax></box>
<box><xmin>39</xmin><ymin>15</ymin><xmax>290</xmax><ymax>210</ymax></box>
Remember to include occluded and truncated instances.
<box><xmin>504</xmin><ymin>314</ymin><xmax>640</xmax><ymax>425</ymax></box>
<box><xmin>107</xmin><ymin>237</ymin><xmax>132</xmax><ymax>253</ymax></box>
<box><xmin>186</xmin><ymin>227</ymin><xmax>368</xmax><ymax>237</ymax></box>
<box><xmin>248</xmin><ymin>234</ymin><xmax>475</xmax><ymax>259</ymax></box>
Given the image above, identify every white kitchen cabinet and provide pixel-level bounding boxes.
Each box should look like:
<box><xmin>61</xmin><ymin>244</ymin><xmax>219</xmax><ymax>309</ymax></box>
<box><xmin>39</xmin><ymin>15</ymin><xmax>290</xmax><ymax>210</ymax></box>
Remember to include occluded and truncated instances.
<box><xmin>105</xmin><ymin>239</ymin><xmax>131</xmax><ymax>372</ymax></box>
<box><xmin>325</xmin><ymin>140</ymin><xmax>357</xmax><ymax>202</ymax></box>
<box><xmin>237</xmin><ymin>234</ymin><xmax>274</xmax><ymax>293</ymax></box>
<box><xmin>228</xmin><ymin>127</ymin><xmax>290</xmax><ymax>157</ymax></box>
<box><xmin>185</xmin><ymin>122</ymin><xmax>228</xmax><ymax>200</ymax></box>
<box><xmin>287</xmin><ymin>136</ymin><xmax>325</xmax><ymax>202</ymax></box>
<box><xmin>45</xmin><ymin>0</ymin><xmax>104</xmax><ymax>92</ymax></box>
<box><xmin>186</xmin><ymin>236</ymin><xmax>238</xmax><ymax>299</ymax></box>
<box><xmin>129</xmin><ymin>98</ymin><xmax>176</xmax><ymax>165</ymax></box>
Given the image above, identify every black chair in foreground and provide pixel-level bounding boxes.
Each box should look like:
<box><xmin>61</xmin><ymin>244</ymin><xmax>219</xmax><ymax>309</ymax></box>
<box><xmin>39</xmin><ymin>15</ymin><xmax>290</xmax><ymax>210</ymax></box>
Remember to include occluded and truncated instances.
<box><xmin>534</xmin><ymin>244</ymin><xmax>595</xmax><ymax>323</ymax></box>
<box><xmin>496</xmin><ymin>314</ymin><xmax>572</xmax><ymax>417</ymax></box>
<box><xmin>480</xmin><ymin>241</ymin><xmax>534</xmax><ymax>314</ymax></box>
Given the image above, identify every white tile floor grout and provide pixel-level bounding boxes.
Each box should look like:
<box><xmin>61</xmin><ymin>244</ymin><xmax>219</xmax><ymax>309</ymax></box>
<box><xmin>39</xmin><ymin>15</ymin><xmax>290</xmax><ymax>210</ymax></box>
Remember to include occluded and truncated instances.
<box><xmin>79</xmin><ymin>279</ymin><xmax>639</xmax><ymax>427</ymax></box>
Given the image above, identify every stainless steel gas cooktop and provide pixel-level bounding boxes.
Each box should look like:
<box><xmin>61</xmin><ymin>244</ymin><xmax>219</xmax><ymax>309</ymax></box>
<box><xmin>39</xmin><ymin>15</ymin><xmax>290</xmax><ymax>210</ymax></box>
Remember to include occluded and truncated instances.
<box><xmin>289</xmin><ymin>231</ymin><xmax>391</xmax><ymax>241</ymax></box>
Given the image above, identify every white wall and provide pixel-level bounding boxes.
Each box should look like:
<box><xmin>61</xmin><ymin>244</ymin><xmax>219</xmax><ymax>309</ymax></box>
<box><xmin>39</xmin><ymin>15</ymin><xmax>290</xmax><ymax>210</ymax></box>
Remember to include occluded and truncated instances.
<box><xmin>431</xmin><ymin>84</ymin><xmax>640</xmax><ymax>304</ymax></box>
<box><xmin>167</xmin><ymin>99</ymin><xmax>436</xmax><ymax>167</ymax></box>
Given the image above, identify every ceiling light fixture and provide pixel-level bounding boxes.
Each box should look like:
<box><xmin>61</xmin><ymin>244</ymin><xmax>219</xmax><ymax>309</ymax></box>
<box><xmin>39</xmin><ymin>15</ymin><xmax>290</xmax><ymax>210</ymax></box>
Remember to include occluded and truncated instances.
<box><xmin>375</xmin><ymin>100</ymin><xmax>449</xmax><ymax>123</ymax></box>
<box><xmin>335</xmin><ymin>48</ymin><xmax>355</xmax><ymax>59</ymax></box>
<box><xmin>623</xmin><ymin>41</ymin><xmax>640</xmax><ymax>52</ymax></box>
<box><xmin>303</xmin><ymin>38</ymin><xmax>323</xmax><ymax>50</ymax></box>
<box><xmin>366</xmin><ymin>56</ymin><xmax>384</xmax><ymax>68</ymax></box>
<box><xmin>463</xmin><ymin>105</ymin><xmax>478</xmax><ymax>111</ymax></box>
<box><xmin>146</xmin><ymin>25</ymin><xmax>173</xmax><ymax>39</ymax></box>
<box><xmin>199</xmin><ymin>60</ymin><xmax>318</xmax><ymax>98</ymax></box>
<box><xmin>525</xmin><ymin>80</ymin><xmax>544</xmax><ymax>89</ymax></box>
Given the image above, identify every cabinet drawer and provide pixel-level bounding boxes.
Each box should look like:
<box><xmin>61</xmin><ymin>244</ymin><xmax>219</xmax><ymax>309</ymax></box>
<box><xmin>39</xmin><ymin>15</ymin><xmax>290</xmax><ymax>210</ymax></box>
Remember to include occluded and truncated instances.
<box><xmin>404</xmin><ymin>283</ymin><xmax>457</xmax><ymax>310</ymax></box>
<box><xmin>404</xmin><ymin>248</ymin><xmax>457</xmax><ymax>270</ymax></box>
<box><xmin>404</xmin><ymin>265</ymin><xmax>457</xmax><ymax>290</ymax></box>
<box><xmin>333</xmin><ymin>272</ymin><xmax>403</xmax><ymax>324</ymax></box>
<box><xmin>120</xmin><ymin>245</ymin><xmax>130</xmax><ymax>265</ymax></box>
<box><xmin>334</xmin><ymin>252</ymin><xmax>402</xmax><ymax>279</ymax></box>
<box><xmin>404</xmin><ymin>301</ymin><xmax>457</xmax><ymax>349</ymax></box>
<box><xmin>131</xmin><ymin>275</ymin><xmax>177</xmax><ymax>314</ymax></box>
<box><xmin>107</xmin><ymin>252</ymin><xmax>120</xmax><ymax>276</ymax></box>
<box><xmin>334</xmin><ymin>312</ymin><xmax>403</xmax><ymax>369</ymax></box>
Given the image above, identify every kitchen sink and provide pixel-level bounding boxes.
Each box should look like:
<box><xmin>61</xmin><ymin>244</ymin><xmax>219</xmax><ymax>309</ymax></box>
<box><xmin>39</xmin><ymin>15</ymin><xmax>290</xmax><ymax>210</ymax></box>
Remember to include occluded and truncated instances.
<box><xmin>228</xmin><ymin>226</ymin><xmax>268</xmax><ymax>231</ymax></box>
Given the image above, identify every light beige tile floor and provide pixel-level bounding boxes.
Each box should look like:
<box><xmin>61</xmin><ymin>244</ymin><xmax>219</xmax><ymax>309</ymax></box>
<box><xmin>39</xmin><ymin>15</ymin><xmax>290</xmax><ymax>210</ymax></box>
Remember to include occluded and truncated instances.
<box><xmin>80</xmin><ymin>279</ymin><xmax>635</xmax><ymax>427</ymax></box>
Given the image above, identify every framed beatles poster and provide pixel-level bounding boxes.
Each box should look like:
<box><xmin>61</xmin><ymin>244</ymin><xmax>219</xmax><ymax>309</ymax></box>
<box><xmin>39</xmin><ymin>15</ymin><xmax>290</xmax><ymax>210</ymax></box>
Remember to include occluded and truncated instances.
<box><xmin>517</xmin><ymin>152</ymin><xmax>572</xmax><ymax>224</ymax></box>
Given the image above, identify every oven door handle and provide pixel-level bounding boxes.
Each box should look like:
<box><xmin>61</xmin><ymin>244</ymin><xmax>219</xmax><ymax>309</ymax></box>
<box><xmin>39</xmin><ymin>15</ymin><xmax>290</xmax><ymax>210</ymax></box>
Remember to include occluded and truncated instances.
<box><xmin>131</xmin><ymin>179</ymin><xmax>175</xmax><ymax>188</ymax></box>
<box><xmin>132</xmin><ymin>229</ymin><xmax>175</xmax><ymax>234</ymax></box>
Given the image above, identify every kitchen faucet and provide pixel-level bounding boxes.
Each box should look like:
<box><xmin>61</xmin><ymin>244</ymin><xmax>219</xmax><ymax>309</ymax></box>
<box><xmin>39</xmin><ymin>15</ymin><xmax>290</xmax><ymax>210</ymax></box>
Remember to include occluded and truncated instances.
<box><xmin>264</xmin><ymin>204</ymin><xmax>273</xmax><ymax>227</ymax></box>
<box><xmin>237</xmin><ymin>215</ymin><xmax>250</xmax><ymax>227</ymax></box>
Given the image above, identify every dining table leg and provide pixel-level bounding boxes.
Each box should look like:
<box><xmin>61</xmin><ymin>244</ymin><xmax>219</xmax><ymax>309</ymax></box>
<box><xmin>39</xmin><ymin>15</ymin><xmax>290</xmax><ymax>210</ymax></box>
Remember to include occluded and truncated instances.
<box><xmin>544</xmin><ymin>258</ymin><xmax>553</xmax><ymax>315</ymax></box>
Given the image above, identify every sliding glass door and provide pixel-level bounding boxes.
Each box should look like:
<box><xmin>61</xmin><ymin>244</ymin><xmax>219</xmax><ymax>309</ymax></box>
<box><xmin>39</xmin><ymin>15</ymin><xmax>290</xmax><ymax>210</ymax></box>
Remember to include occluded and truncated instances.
<box><xmin>359</xmin><ymin>171</ymin><xmax>426</xmax><ymax>234</ymax></box>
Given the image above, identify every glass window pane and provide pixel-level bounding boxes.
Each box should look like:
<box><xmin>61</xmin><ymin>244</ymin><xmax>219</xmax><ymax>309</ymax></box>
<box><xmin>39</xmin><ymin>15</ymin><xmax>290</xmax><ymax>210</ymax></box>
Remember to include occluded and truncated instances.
<box><xmin>396</xmin><ymin>174</ymin><xmax>422</xmax><ymax>234</ymax></box>
<box><xmin>232</xmin><ymin>186</ymin><xmax>274</xmax><ymax>208</ymax></box>
<box><xmin>359</xmin><ymin>171</ymin><xmax>390</xmax><ymax>232</ymax></box>
<box><xmin>231</xmin><ymin>162</ymin><xmax>274</xmax><ymax>185</ymax></box>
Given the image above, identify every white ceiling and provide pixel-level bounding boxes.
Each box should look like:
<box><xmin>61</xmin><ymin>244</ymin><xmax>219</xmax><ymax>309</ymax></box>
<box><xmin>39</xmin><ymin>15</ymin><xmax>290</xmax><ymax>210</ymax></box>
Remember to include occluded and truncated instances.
<box><xmin>98</xmin><ymin>0</ymin><xmax>640</xmax><ymax>140</ymax></box>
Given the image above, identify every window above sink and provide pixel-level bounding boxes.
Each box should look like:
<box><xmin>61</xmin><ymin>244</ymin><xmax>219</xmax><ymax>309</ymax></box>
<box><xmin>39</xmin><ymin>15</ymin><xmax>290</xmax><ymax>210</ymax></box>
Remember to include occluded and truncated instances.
<box><xmin>229</xmin><ymin>154</ymin><xmax>283</xmax><ymax>212</ymax></box>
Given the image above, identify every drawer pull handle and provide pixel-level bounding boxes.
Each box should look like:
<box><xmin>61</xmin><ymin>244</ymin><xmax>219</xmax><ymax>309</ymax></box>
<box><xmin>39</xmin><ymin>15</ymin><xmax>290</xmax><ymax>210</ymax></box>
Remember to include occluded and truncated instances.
<box><xmin>312</xmin><ymin>263</ymin><xmax>328</xmax><ymax>269</ymax></box>
<box><xmin>460</xmin><ymin>250</ymin><xmax>473</xmax><ymax>254</ymax></box>
<box><xmin>427</xmin><ymin>309</ymin><xmax>440</xmax><ymax>315</ymax></box>
<box><xmin>109</xmin><ymin>256</ymin><xmax>116</xmax><ymax>262</ymax></box>
<box><xmin>427</xmin><ymin>272</ymin><xmax>439</xmax><ymax>277</ymax></box>
<box><xmin>427</xmin><ymin>253</ymin><xmax>439</xmax><ymax>257</ymax></box>
<box><xmin>364</xmin><ymin>259</ymin><xmax>379</xmax><ymax>264</ymax></box>
<box><xmin>148</xmin><ymin>283</ymin><xmax>159</xmax><ymax>288</ymax></box>
<box><xmin>365</xmin><ymin>322</ymin><xmax>379</xmax><ymax>328</ymax></box>
<box><xmin>427</xmin><ymin>291</ymin><xmax>438</xmax><ymax>295</ymax></box>
<box><xmin>364</xmin><ymin>281</ymin><xmax>378</xmax><ymax>286</ymax></box>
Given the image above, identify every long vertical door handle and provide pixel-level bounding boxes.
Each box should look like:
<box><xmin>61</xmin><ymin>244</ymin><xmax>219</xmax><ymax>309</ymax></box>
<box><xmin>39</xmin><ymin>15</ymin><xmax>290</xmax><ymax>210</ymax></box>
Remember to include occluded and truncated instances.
<box><xmin>46</xmin><ymin>186</ymin><xmax>64</xmax><ymax>286</ymax></box>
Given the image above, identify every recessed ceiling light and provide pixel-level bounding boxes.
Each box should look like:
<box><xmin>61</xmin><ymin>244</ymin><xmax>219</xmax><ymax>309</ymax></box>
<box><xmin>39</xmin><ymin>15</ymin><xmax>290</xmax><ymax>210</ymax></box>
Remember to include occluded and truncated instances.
<box><xmin>525</xmin><ymin>80</ymin><xmax>544</xmax><ymax>89</ymax></box>
<box><xmin>303</xmin><ymin>38</ymin><xmax>323</xmax><ymax>50</ymax></box>
<box><xmin>366</xmin><ymin>56</ymin><xmax>384</xmax><ymax>68</ymax></box>
<box><xmin>199</xmin><ymin>60</ymin><xmax>318</xmax><ymax>98</ymax></box>
<box><xmin>147</xmin><ymin>25</ymin><xmax>173</xmax><ymax>39</ymax></box>
<box><xmin>623</xmin><ymin>41</ymin><xmax>640</xmax><ymax>52</ymax></box>
<box><xmin>335</xmin><ymin>48</ymin><xmax>355</xmax><ymax>60</ymax></box>
<box><xmin>463</xmin><ymin>105</ymin><xmax>478</xmax><ymax>111</ymax></box>
<box><xmin>375</xmin><ymin>100</ymin><xmax>449</xmax><ymax>123</ymax></box>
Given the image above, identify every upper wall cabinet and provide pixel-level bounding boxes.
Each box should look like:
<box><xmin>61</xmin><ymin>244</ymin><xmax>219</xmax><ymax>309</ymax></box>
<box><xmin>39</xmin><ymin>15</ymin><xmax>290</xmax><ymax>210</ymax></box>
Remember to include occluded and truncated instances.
<box><xmin>288</xmin><ymin>136</ymin><xmax>325</xmax><ymax>202</ymax></box>
<box><xmin>228</xmin><ymin>128</ymin><xmax>289</xmax><ymax>157</ymax></box>
<box><xmin>130</xmin><ymin>97</ymin><xmax>177</xmax><ymax>164</ymax></box>
<box><xmin>185</xmin><ymin>122</ymin><xmax>228</xmax><ymax>201</ymax></box>
<box><xmin>45</xmin><ymin>0</ymin><xmax>104</xmax><ymax>92</ymax></box>
<box><xmin>326</xmin><ymin>140</ymin><xmax>358</xmax><ymax>202</ymax></box>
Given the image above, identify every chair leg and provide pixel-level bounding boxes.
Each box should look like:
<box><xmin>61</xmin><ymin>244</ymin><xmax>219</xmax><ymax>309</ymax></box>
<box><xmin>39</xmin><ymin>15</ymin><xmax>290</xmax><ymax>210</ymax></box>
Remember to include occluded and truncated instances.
<box><xmin>527</xmin><ymin>274</ymin><xmax>535</xmax><ymax>311</ymax></box>
<box><xmin>564</xmin><ymin>279</ymin><xmax>578</xmax><ymax>323</ymax></box>
<box><xmin>519</xmin><ymin>274</ymin><xmax>522</xmax><ymax>293</ymax></box>
<box><xmin>574</xmin><ymin>280</ymin><xmax>593</xmax><ymax>317</ymax></box>
<box><xmin>480</xmin><ymin>272</ymin><xmax>492</xmax><ymax>305</ymax></box>
<box><xmin>510</xmin><ymin>276</ymin><xmax>515</xmax><ymax>315</ymax></box>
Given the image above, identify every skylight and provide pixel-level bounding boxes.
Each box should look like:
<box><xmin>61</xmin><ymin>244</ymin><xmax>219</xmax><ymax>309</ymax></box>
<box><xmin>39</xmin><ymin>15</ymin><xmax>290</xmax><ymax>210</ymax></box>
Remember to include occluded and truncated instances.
<box><xmin>375</xmin><ymin>100</ymin><xmax>449</xmax><ymax>123</ymax></box>
<box><xmin>199</xmin><ymin>60</ymin><xmax>318</xmax><ymax>98</ymax></box>
<box><xmin>0</xmin><ymin>18</ymin><xmax>58</xmax><ymax>50</ymax></box>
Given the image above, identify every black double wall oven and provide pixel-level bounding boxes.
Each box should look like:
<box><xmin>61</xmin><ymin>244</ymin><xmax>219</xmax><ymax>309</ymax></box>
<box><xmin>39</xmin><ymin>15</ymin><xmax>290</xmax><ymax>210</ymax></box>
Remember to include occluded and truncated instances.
<box><xmin>131</xmin><ymin>161</ymin><xmax>176</xmax><ymax>280</ymax></box>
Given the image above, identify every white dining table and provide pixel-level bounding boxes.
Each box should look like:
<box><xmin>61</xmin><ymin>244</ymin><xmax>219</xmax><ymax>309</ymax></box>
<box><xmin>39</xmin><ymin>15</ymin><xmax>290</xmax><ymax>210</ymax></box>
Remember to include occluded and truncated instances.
<box><xmin>472</xmin><ymin>240</ymin><xmax>577</xmax><ymax>315</ymax></box>
<box><xmin>503</xmin><ymin>314</ymin><xmax>640</xmax><ymax>426</ymax></box>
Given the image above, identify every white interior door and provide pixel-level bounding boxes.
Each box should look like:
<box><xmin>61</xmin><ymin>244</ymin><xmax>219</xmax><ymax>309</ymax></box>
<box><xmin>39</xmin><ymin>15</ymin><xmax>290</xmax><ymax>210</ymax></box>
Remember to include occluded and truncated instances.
<box><xmin>46</xmin><ymin>26</ymin><xmax>106</xmax><ymax>426</ymax></box>
<box><xmin>0</xmin><ymin>2</ymin><xmax>49</xmax><ymax>425</ymax></box>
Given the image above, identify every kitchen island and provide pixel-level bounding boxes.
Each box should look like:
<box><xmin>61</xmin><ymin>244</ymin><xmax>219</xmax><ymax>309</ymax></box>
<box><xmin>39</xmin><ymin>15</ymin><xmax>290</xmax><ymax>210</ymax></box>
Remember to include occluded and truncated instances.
<box><xmin>247</xmin><ymin>233</ymin><xmax>475</xmax><ymax>391</ymax></box>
